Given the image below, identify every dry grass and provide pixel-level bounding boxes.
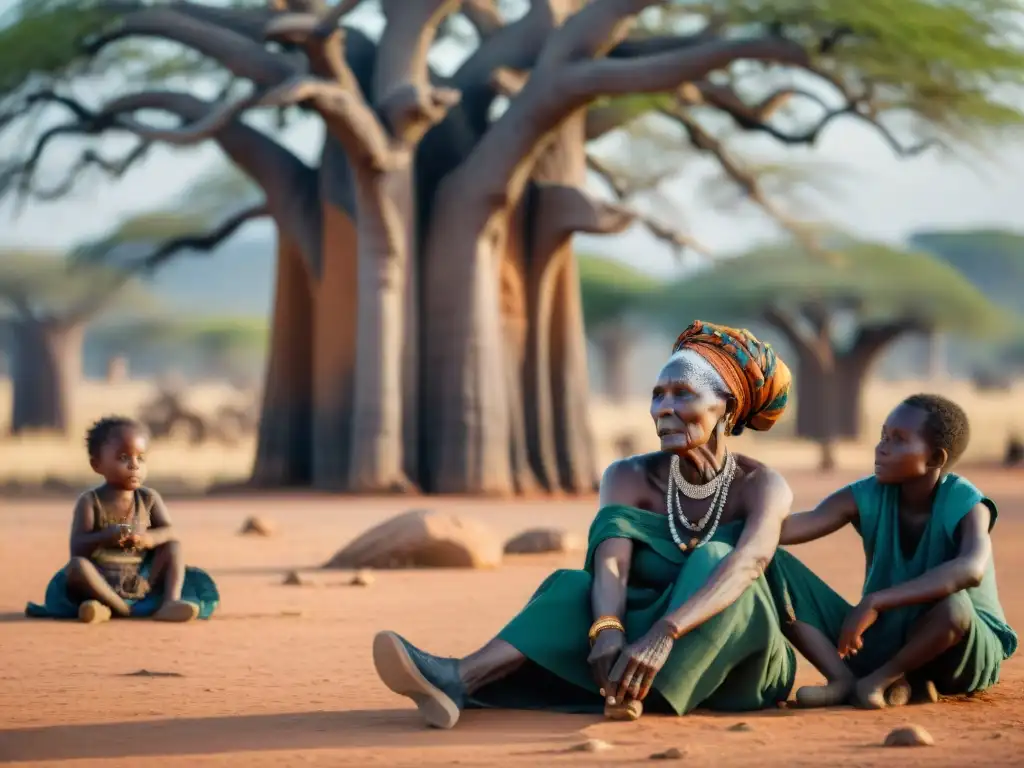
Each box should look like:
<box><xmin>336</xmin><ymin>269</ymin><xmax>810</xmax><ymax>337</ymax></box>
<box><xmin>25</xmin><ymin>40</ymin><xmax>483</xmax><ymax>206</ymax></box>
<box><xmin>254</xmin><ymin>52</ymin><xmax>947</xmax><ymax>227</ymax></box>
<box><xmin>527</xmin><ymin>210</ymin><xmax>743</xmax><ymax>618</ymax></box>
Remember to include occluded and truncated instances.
<box><xmin>0</xmin><ymin>377</ymin><xmax>1020</xmax><ymax>489</ymax></box>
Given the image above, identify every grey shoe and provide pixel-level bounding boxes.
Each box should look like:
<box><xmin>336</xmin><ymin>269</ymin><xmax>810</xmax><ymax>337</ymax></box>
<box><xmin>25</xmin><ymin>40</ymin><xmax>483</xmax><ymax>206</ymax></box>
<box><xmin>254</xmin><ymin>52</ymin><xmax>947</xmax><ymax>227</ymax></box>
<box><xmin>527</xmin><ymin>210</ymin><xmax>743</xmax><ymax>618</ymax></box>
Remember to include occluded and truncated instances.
<box><xmin>373</xmin><ymin>631</ymin><xmax>466</xmax><ymax>729</ymax></box>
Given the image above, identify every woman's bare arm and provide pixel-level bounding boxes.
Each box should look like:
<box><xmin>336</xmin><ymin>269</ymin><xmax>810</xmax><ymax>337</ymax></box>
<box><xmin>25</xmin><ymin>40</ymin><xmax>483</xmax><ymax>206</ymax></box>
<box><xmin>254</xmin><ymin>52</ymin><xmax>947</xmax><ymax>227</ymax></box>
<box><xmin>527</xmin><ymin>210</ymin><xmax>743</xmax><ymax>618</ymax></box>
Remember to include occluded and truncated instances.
<box><xmin>69</xmin><ymin>494</ymin><xmax>122</xmax><ymax>559</ymax></box>
<box><xmin>660</xmin><ymin>467</ymin><xmax>793</xmax><ymax>639</ymax></box>
<box><xmin>778</xmin><ymin>487</ymin><xmax>859</xmax><ymax>546</ymax></box>
<box><xmin>591</xmin><ymin>460</ymin><xmax>638</xmax><ymax>622</ymax></box>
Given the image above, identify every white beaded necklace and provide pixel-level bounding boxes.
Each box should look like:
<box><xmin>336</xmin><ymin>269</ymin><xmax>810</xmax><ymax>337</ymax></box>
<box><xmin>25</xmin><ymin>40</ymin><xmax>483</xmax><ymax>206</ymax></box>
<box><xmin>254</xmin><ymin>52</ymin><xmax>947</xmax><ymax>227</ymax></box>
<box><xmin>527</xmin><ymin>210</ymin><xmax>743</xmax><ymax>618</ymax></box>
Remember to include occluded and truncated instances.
<box><xmin>666</xmin><ymin>451</ymin><xmax>736</xmax><ymax>551</ymax></box>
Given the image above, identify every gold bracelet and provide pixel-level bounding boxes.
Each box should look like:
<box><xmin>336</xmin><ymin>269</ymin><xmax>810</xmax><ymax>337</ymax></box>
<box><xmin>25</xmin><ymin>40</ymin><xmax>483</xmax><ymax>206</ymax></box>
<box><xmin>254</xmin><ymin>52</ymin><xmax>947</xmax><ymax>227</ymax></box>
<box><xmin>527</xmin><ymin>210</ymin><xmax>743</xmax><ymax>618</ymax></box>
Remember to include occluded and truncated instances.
<box><xmin>588</xmin><ymin>615</ymin><xmax>625</xmax><ymax>646</ymax></box>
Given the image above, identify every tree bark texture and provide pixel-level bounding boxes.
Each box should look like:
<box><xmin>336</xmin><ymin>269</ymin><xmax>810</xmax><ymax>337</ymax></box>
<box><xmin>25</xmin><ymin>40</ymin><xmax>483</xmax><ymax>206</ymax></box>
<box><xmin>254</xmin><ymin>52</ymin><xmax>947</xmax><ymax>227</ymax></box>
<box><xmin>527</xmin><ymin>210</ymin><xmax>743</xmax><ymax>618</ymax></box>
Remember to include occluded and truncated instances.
<box><xmin>21</xmin><ymin>0</ymin><xmax>823</xmax><ymax>494</ymax></box>
<box><xmin>9</xmin><ymin>319</ymin><xmax>84</xmax><ymax>435</ymax></box>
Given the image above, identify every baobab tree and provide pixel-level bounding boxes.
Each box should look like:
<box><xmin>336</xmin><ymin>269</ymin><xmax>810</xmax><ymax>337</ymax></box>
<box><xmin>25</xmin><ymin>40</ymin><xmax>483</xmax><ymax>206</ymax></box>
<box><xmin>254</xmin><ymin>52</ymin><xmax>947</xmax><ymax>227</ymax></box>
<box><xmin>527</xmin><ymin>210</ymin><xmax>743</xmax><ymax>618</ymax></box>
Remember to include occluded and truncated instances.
<box><xmin>2</xmin><ymin>0</ymin><xmax>1021</xmax><ymax>494</ymax></box>
<box><xmin>653</xmin><ymin>240</ymin><xmax>1014</xmax><ymax>469</ymax></box>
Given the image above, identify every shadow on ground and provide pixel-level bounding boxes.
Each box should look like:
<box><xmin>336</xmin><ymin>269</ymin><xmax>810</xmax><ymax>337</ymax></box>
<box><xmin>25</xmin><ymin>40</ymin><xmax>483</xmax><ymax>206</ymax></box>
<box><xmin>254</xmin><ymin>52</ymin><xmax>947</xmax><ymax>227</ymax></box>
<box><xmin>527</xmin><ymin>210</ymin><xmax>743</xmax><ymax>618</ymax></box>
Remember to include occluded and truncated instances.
<box><xmin>0</xmin><ymin>709</ymin><xmax>597</xmax><ymax>762</ymax></box>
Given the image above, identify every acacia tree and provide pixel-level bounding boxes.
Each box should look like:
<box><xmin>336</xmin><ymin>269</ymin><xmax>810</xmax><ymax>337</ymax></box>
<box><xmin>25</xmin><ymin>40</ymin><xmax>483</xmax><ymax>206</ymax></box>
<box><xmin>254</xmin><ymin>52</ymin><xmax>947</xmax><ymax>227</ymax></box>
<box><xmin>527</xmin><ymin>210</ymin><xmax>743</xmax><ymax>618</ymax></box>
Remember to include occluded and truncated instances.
<box><xmin>652</xmin><ymin>241</ymin><xmax>1014</xmax><ymax>469</ymax></box>
<box><xmin>2</xmin><ymin>0</ymin><xmax>1022</xmax><ymax>493</ymax></box>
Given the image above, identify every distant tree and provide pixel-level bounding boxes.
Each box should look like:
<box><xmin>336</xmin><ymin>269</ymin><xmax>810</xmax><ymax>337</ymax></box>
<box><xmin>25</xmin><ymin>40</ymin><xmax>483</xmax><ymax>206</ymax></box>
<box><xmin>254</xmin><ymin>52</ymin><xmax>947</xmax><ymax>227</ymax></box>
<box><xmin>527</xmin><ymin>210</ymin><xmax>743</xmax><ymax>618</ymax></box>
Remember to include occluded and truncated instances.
<box><xmin>0</xmin><ymin>251</ymin><xmax>147</xmax><ymax>433</ymax></box>
<box><xmin>578</xmin><ymin>253</ymin><xmax>658</xmax><ymax>402</ymax></box>
<box><xmin>649</xmin><ymin>240</ymin><xmax>1014</xmax><ymax>469</ymax></box>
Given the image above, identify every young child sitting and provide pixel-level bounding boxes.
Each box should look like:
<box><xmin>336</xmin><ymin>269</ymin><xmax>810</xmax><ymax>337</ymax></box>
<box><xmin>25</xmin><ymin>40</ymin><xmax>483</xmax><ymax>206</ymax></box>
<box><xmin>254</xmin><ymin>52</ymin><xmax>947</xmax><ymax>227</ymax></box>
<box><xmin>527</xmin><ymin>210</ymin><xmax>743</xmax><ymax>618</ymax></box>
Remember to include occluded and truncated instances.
<box><xmin>25</xmin><ymin>416</ymin><xmax>219</xmax><ymax>624</ymax></box>
<box><xmin>767</xmin><ymin>394</ymin><xmax>1017</xmax><ymax>709</ymax></box>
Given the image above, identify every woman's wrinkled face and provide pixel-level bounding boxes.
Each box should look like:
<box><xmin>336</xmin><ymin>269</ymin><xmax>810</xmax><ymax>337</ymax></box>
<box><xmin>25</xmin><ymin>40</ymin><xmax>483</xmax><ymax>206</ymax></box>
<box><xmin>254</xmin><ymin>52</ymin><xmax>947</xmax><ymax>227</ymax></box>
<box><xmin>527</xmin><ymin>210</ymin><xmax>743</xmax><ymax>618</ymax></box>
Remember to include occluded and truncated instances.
<box><xmin>650</xmin><ymin>350</ymin><xmax>730</xmax><ymax>454</ymax></box>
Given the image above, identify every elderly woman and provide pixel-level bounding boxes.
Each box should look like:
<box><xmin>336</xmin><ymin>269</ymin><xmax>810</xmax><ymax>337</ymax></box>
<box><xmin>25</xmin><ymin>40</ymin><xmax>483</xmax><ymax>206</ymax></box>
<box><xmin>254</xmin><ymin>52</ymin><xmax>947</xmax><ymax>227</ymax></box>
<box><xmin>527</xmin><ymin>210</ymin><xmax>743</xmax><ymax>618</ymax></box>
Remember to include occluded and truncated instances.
<box><xmin>374</xmin><ymin>321</ymin><xmax>796</xmax><ymax>729</ymax></box>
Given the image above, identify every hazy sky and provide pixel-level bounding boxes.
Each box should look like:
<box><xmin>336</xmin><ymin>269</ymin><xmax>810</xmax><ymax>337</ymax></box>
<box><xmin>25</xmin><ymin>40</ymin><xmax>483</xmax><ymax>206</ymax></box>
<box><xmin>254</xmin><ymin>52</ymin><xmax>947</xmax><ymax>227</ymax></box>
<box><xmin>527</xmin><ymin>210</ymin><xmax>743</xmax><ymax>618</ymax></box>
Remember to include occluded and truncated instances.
<box><xmin>2</xmin><ymin>2</ymin><xmax>1024</xmax><ymax>276</ymax></box>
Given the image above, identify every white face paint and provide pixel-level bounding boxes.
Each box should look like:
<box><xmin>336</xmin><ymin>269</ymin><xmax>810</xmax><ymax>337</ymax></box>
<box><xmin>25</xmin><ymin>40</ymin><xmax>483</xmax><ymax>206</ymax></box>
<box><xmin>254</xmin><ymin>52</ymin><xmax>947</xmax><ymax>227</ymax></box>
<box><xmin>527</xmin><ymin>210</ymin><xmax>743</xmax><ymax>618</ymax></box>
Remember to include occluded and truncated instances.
<box><xmin>664</xmin><ymin>348</ymin><xmax>728</xmax><ymax>395</ymax></box>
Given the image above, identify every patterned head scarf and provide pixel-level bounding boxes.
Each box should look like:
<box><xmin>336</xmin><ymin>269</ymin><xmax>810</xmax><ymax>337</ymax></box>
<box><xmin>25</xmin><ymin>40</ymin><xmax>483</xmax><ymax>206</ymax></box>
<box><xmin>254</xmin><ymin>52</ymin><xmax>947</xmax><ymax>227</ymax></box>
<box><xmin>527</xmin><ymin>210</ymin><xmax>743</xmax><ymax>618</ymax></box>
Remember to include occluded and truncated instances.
<box><xmin>671</xmin><ymin>320</ymin><xmax>791</xmax><ymax>434</ymax></box>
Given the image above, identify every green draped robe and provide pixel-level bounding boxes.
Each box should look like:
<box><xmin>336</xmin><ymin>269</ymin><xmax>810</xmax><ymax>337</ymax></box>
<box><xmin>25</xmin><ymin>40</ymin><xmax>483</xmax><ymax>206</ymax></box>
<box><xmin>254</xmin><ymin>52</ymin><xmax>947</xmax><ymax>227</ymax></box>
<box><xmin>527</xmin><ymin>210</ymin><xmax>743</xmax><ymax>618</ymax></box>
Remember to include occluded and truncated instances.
<box><xmin>469</xmin><ymin>505</ymin><xmax>795</xmax><ymax>715</ymax></box>
<box><xmin>767</xmin><ymin>473</ymin><xmax>1017</xmax><ymax>693</ymax></box>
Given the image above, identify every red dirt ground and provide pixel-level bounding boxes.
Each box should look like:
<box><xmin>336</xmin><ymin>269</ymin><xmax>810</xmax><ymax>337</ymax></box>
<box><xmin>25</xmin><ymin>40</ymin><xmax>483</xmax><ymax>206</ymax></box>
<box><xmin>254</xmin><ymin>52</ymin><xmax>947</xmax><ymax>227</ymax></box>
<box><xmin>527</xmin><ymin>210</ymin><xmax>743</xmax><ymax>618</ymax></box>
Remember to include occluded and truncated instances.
<box><xmin>1</xmin><ymin>469</ymin><xmax>1022</xmax><ymax>767</ymax></box>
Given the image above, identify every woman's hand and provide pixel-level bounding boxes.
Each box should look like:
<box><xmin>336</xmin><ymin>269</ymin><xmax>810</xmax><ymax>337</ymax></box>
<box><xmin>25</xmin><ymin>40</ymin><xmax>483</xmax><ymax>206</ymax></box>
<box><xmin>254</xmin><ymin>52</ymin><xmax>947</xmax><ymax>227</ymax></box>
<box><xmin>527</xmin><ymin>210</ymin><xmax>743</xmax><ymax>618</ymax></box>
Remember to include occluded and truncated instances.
<box><xmin>587</xmin><ymin>628</ymin><xmax>625</xmax><ymax>700</ymax></box>
<box><xmin>838</xmin><ymin>596</ymin><xmax>879</xmax><ymax>659</ymax></box>
<box><xmin>609</xmin><ymin>620</ymin><xmax>676</xmax><ymax>703</ymax></box>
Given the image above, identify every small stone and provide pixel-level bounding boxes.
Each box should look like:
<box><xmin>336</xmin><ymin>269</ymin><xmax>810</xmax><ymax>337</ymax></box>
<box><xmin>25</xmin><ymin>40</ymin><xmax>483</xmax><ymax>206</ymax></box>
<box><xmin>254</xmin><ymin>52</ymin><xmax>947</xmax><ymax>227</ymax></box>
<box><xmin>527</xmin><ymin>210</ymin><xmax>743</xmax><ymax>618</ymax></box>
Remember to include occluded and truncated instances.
<box><xmin>883</xmin><ymin>725</ymin><xmax>934</xmax><ymax>747</ymax></box>
<box><xmin>727</xmin><ymin>722</ymin><xmax>752</xmax><ymax>732</ymax></box>
<box><xmin>650</xmin><ymin>747</ymin><xmax>686</xmax><ymax>760</ymax></box>
<box><xmin>349</xmin><ymin>569</ymin><xmax>375</xmax><ymax>587</ymax></box>
<box><xmin>503</xmin><ymin>528</ymin><xmax>584</xmax><ymax>555</ymax></box>
<box><xmin>239</xmin><ymin>516</ymin><xmax>275</xmax><ymax>536</ymax></box>
<box><xmin>282</xmin><ymin>570</ymin><xmax>314</xmax><ymax>586</ymax></box>
<box><xmin>568</xmin><ymin>739</ymin><xmax>613</xmax><ymax>753</ymax></box>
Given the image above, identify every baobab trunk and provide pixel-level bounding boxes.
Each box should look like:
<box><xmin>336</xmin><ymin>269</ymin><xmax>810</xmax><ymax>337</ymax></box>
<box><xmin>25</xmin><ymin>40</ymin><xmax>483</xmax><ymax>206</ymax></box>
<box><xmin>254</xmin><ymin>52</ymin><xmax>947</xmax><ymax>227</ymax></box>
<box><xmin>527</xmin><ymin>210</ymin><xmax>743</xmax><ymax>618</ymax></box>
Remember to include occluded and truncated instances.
<box><xmin>421</xmin><ymin>178</ymin><xmax>513</xmax><ymax>495</ymax></box>
<box><xmin>9</xmin><ymin>319</ymin><xmax>83</xmax><ymax>435</ymax></box>
<box><xmin>311</xmin><ymin>204</ymin><xmax>359</xmax><ymax>489</ymax></box>
<box><xmin>794</xmin><ymin>353</ymin><xmax>838</xmax><ymax>472</ymax></box>
<box><xmin>347</xmin><ymin>162</ymin><xmax>414</xmax><ymax>493</ymax></box>
<box><xmin>252</xmin><ymin>234</ymin><xmax>315</xmax><ymax>486</ymax></box>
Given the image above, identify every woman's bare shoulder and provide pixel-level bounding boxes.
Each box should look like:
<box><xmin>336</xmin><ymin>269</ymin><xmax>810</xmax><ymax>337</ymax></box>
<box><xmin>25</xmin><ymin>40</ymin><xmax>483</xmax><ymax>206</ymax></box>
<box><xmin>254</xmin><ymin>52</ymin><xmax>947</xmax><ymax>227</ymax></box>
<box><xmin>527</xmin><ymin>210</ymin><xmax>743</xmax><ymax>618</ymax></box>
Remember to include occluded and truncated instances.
<box><xmin>732</xmin><ymin>454</ymin><xmax>789</xmax><ymax>491</ymax></box>
<box><xmin>600</xmin><ymin>452</ymin><xmax>663</xmax><ymax>504</ymax></box>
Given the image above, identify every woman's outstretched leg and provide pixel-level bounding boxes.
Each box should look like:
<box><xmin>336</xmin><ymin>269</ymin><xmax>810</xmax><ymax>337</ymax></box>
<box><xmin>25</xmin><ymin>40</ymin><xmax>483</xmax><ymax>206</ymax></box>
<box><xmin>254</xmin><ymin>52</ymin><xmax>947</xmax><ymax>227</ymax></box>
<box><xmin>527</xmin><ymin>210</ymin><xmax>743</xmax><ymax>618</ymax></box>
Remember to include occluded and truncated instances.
<box><xmin>373</xmin><ymin>632</ymin><xmax>525</xmax><ymax>729</ymax></box>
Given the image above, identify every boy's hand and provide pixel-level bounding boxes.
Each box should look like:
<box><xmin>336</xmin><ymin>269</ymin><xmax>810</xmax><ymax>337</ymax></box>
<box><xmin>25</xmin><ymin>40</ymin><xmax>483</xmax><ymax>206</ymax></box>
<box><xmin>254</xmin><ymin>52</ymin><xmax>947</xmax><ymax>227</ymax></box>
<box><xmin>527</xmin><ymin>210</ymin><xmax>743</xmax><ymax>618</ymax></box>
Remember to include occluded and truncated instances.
<box><xmin>838</xmin><ymin>596</ymin><xmax>879</xmax><ymax>658</ymax></box>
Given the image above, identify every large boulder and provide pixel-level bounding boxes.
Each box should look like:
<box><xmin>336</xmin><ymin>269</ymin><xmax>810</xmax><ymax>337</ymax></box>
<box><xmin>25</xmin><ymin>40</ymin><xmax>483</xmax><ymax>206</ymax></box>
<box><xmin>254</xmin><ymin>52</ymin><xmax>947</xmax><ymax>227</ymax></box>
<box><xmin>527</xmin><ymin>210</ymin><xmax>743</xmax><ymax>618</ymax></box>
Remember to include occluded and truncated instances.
<box><xmin>504</xmin><ymin>528</ymin><xmax>584</xmax><ymax>555</ymax></box>
<box><xmin>323</xmin><ymin>509</ymin><xmax>503</xmax><ymax>570</ymax></box>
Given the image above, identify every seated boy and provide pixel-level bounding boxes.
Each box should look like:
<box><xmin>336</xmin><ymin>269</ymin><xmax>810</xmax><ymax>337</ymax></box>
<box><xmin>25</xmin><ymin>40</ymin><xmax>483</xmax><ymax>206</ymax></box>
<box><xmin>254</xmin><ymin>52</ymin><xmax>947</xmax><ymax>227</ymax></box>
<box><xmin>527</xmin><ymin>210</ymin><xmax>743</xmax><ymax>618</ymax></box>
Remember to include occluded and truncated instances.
<box><xmin>25</xmin><ymin>416</ymin><xmax>219</xmax><ymax>624</ymax></box>
<box><xmin>767</xmin><ymin>394</ymin><xmax>1017</xmax><ymax>708</ymax></box>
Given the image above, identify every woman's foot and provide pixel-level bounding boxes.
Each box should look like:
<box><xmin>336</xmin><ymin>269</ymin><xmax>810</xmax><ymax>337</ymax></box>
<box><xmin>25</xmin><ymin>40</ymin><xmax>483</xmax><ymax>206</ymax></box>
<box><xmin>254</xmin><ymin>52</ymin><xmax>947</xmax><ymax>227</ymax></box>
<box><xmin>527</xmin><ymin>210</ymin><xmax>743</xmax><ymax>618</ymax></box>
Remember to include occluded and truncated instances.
<box><xmin>373</xmin><ymin>631</ymin><xmax>466</xmax><ymax>729</ymax></box>
<box><xmin>152</xmin><ymin>600</ymin><xmax>199</xmax><ymax>623</ymax></box>
<box><xmin>795</xmin><ymin>679</ymin><xmax>854</xmax><ymax>708</ymax></box>
<box><xmin>78</xmin><ymin>600</ymin><xmax>112</xmax><ymax>624</ymax></box>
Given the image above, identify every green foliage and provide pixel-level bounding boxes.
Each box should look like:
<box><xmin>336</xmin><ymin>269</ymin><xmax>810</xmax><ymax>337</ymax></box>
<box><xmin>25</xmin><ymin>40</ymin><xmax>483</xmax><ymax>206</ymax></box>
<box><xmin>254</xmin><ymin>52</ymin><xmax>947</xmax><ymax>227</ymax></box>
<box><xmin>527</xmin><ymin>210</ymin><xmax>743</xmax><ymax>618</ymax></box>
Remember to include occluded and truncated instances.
<box><xmin>0</xmin><ymin>248</ymin><xmax>152</xmax><ymax>319</ymax></box>
<box><xmin>910</xmin><ymin>228</ymin><xmax>1024</xmax><ymax>308</ymax></box>
<box><xmin>645</xmin><ymin>239</ymin><xmax>1016</xmax><ymax>336</ymax></box>
<box><xmin>578</xmin><ymin>252</ymin><xmax>661</xmax><ymax>331</ymax></box>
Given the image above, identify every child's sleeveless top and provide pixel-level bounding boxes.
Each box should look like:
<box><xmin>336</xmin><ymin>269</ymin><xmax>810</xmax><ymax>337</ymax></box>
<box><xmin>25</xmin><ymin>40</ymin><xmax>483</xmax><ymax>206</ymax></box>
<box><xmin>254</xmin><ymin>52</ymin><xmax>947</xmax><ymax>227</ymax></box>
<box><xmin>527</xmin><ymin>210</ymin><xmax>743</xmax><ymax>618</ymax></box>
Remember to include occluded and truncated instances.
<box><xmin>90</xmin><ymin>489</ymin><xmax>152</xmax><ymax>600</ymax></box>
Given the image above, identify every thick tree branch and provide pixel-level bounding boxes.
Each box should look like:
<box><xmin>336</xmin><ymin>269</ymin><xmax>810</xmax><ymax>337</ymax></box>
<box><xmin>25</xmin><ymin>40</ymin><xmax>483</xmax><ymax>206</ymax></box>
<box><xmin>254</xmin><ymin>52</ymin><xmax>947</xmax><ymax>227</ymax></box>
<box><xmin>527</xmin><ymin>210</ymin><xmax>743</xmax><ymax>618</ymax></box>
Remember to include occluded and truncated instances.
<box><xmin>462</xmin><ymin>0</ymin><xmax>504</xmax><ymax>38</ymax></box>
<box><xmin>85</xmin><ymin>7</ymin><xmax>298</xmax><ymax>87</ymax></box>
<box><xmin>846</xmin><ymin>319</ymin><xmax>927</xmax><ymax>362</ymax></box>
<box><xmin>36</xmin><ymin>142</ymin><xmax>151</xmax><ymax>202</ymax></box>
<box><xmin>375</xmin><ymin>0</ymin><xmax>462</xmax><ymax>144</ymax></box>
<box><xmin>64</xmin><ymin>203</ymin><xmax>270</xmax><ymax>326</ymax></box>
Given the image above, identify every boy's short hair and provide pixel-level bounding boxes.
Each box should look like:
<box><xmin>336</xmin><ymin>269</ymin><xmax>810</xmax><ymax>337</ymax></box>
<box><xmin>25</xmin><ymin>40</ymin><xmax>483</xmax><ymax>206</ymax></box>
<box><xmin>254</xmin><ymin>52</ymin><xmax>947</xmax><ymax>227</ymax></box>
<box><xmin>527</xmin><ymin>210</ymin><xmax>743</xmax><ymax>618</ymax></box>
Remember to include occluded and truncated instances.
<box><xmin>85</xmin><ymin>415</ymin><xmax>144</xmax><ymax>460</ymax></box>
<box><xmin>902</xmin><ymin>393</ymin><xmax>971</xmax><ymax>467</ymax></box>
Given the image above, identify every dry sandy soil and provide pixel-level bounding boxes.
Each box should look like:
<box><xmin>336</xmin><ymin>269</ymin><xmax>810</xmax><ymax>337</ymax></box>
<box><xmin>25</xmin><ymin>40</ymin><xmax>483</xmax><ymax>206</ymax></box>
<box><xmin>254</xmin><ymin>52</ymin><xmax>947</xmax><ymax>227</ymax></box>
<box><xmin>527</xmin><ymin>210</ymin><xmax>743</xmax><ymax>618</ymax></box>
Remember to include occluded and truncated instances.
<box><xmin>1</xmin><ymin>469</ymin><xmax>1022</xmax><ymax>767</ymax></box>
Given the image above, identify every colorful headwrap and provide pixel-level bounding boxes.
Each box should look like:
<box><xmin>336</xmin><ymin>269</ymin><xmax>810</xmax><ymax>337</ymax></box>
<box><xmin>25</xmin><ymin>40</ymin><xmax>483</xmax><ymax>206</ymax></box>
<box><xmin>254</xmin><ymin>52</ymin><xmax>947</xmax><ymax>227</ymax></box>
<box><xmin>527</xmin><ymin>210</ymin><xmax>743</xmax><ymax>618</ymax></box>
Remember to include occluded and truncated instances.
<box><xmin>671</xmin><ymin>320</ymin><xmax>791</xmax><ymax>434</ymax></box>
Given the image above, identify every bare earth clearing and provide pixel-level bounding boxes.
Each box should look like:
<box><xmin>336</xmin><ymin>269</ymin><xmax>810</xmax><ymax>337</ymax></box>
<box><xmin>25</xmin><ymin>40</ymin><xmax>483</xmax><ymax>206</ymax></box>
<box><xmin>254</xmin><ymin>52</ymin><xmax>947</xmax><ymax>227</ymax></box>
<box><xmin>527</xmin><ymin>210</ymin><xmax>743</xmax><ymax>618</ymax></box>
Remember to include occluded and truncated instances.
<box><xmin>1</xmin><ymin>469</ymin><xmax>1022</xmax><ymax>767</ymax></box>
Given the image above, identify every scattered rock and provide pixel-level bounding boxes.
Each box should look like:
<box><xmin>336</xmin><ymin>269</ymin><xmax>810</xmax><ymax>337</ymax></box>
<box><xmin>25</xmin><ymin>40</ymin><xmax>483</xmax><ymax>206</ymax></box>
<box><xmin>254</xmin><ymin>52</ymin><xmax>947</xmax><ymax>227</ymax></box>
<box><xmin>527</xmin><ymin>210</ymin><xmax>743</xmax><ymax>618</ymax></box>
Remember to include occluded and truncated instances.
<box><xmin>567</xmin><ymin>739</ymin><xmax>613</xmax><ymax>753</ymax></box>
<box><xmin>323</xmin><ymin>509</ymin><xmax>503</xmax><ymax>570</ymax></box>
<box><xmin>650</xmin><ymin>747</ymin><xmax>686</xmax><ymax>760</ymax></box>
<box><xmin>239</xmin><ymin>516</ymin><xmax>275</xmax><ymax>536</ymax></box>
<box><xmin>282</xmin><ymin>570</ymin><xmax>315</xmax><ymax>587</ymax></box>
<box><xmin>884</xmin><ymin>725</ymin><xmax>934</xmax><ymax>747</ymax></box>
<box><xmin>349</xmin><ymin>569</ymin><xmax>375</xmax><ymax>587</ymax></box>
<box><xmin>727</xmin><ymin>722</ymin><xmax>753</xmax><ymax>732</ymax></box>
<box><xmin>122</xmin><ymin>669</ymin><xmax>184</xmax><ymax>678</ymax></box>
<box><xmin>503</xmin><ymin>528</ymin><xmax>584</xmax><ymax>555</ymax></box>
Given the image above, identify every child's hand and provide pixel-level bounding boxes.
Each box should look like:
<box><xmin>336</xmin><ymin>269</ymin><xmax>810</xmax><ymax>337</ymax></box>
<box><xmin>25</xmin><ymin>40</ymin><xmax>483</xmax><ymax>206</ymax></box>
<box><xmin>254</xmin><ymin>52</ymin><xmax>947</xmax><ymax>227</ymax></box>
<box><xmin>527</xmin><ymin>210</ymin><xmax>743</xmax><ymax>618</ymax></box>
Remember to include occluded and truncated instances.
<box><xmin>126</xmin><ymin>533</ymin><xmax>155</xmax><ymax>550</ymax></box>
<box><xmin>838</xmin><ymin>597</ymin><xmax>880</xmax><ymax>658</ymax></box>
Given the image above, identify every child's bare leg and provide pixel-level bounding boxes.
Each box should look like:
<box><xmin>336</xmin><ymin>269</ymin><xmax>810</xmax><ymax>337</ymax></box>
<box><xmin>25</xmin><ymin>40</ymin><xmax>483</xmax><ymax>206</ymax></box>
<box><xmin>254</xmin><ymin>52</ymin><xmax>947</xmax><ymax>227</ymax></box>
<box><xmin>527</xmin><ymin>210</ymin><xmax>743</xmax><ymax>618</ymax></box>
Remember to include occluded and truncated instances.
<box><xmin>65</xmin><ymin>557</ymin><xmax>131</xmax><ymax>617</ymax></box>
<box><xmin>853</xmin><ymin>595</ymin><xmax>971</xmax><ymax>710</ymax></box>
<box><xmin>785</xmin><ymin>620</ymin><xmax>855</xmax><ymax>707</ymax></box>
<box><xmin>147</xmin><ymin>541</ymin><xmax>198</xmax><ymax>622</ymax></box>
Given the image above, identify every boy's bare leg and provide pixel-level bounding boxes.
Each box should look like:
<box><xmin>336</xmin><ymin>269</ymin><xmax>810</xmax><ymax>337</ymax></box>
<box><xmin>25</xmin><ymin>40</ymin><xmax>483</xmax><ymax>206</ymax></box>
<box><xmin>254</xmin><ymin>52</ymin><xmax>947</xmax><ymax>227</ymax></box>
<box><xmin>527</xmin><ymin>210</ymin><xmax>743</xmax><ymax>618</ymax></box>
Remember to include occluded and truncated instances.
<box><xmin>65</xmin><ymin>557</ymin><xmax>131</xmax><ymax>617</ymax></box>
<box><xmin>147</xmin><ymin>541</ymin><xmax>198</xmax><ymax>622</ymax></box>
<box><xmin>785</xmin><ymin>621</ymin><xmax>855</xmax><ymax>707</ymax></box>
<box><xmin>853</xmin><ymin>596</ymin><xmax>970</xmax><ymax>710</ymax></box>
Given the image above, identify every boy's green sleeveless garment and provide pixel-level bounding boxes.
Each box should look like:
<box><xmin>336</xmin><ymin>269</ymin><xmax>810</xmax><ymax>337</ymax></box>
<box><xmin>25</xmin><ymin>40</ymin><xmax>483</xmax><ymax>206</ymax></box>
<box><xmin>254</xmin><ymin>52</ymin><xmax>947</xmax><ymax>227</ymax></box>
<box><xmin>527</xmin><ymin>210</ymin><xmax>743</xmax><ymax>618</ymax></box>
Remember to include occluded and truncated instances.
<box><xmin>467</xmin><ymin>505</ymin><xmax>795</xmax><ymax>714</ymax></box>
<box><xmin>767</xmin><ymin>474</ymin><xmax>1017</xmax><ymax>692</ymax></box>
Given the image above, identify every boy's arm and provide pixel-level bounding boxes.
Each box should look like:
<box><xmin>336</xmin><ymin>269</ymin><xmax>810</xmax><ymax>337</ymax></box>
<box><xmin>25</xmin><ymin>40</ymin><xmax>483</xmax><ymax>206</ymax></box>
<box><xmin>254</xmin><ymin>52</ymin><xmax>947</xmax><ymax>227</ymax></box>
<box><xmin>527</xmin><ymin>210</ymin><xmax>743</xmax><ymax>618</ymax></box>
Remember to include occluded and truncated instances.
<box><xmin>144</xmin><ymin>491</ymin><xmax>178</xmax><ymax>547</ymax></box>
<box><xmin>778</xmin><ymin>487</ymin><xmax>859</xmax><ymax>545</ymax></box>
<box><xmin>69</xmin><ymin>494</ymin><xmax>122</xmax><ymax>558</ymax></box>
<box><xmin>867</xmin><ymin>502</ymin><xmax>992</xmax><ymax>613</ymax></box>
